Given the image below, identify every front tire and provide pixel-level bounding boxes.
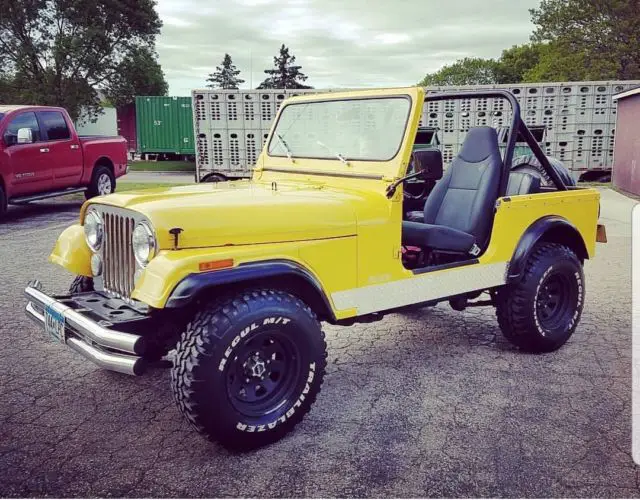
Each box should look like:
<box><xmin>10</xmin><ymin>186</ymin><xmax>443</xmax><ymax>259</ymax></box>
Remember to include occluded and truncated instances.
<box><xmin>496</xmin><ymin>243</ymin><xmax>584</xmax><ymax>353</ymax></box>
<box><xmin>85</xmin><ymin>165</ymin><xmax>115</xmax><ymax>199</ymax></box>
<box><xmin>171</xmin><ymin>289</ymin><xmax>327</xmax><ymax>450</ymax></box>
<box><xmin>69</xmin><ymin>276</ymin><xmax>94</xmax><ymax>294</ymax></box>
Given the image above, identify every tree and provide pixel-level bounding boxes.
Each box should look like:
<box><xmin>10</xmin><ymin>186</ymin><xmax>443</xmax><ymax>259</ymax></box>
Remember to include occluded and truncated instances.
<box><xmin>418</xmin><ymin>57</ymin><xmax>500</xmax><ymax>86</ymax></box>
<box><xmin>206</xmin><ymin>53</ymin><xmax>244</xmax><ymax>89</ymax></box>
<box><xmin>529</xmin><ymin>0</ymin><xmax>640</xmax><ymax>80</ymax></box>
<box><xmin>495</xmin><ymin>43</ymin><xmax>543</xmax><ymax>83</ymax></box>
<box><xmin>258</xmin><ymin>44</ymin><xmax>312</xmax><ymax>89</ymax></box>
<box><xmin>0</xmin><ymin>0</ymin><xmax>163</xmax><ymax>120</ymax></box>
<box><xmin>104</xmin><ymin>47</ymin><xmax>168</xmax><ymax>109</ymax></box>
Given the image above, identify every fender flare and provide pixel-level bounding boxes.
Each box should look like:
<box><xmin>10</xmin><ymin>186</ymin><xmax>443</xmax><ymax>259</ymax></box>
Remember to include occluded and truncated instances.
<box><xmin>507</xmin><ymin>216</ymin><xmax>588</xmax><ymax>283</ymax></box>
<box><xmin>165</xmin><ymin>259</ymin><xmax>336</xmax><ymax>321</ymax></box>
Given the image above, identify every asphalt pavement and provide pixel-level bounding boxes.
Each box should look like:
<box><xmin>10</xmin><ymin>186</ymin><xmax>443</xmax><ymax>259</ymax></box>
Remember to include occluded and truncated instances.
<box><xmin>0</xmin><ymin>188</ymin><xmax>637</xmax><ymax>497</ymax></box>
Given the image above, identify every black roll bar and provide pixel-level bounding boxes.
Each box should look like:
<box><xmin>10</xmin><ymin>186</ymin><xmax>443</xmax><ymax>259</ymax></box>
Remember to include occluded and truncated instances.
<box><xmin>424</xmin><ymin>90</ymin><xmax>568</xmax><ymax>195</ymax></box>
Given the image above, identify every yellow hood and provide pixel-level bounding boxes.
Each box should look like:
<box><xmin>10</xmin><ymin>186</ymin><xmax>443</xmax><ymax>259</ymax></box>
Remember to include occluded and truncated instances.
<box><xmin>95</xmin><ymin>180</ymin><xmax>358</xmax><ymax>249</ymax></box>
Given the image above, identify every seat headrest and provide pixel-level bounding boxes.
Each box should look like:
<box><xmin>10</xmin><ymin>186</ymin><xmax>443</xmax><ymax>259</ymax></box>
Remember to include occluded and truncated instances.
<box><xmin>458</xmin><ymin>126</ymin><xmax>500</xmax><ymax>163</ymax></box>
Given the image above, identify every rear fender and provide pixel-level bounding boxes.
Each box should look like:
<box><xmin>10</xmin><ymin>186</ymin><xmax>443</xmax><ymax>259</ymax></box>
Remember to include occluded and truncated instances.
<box><xmin>507</xmin><ymin>216</ymin><xmax>588</xmax><ymax>283</ymax></box>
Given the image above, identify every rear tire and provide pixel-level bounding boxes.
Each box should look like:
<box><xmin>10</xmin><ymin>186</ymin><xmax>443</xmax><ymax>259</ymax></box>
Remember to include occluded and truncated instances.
<box><xmin>0</xmin><ymin>184</ymin><xmax>7</xmax><ymax>220</ymax></box>
<box><xmin>69</xmin><ymin>276</ymin><xmax>94</xmax><ymax>294</ymax></box>
<box><xmin>495</xmin><ymin>242</ymin><xmax>584</xmax><ymax>353</ymax></box>
<box><xmin>85</xmin><ymin>165</ymin><xmax>115</xmax><ymax>199</ymax></box>
<box><xmin>170</xmin><ymin>289</ymin><xmax>327</xmax><ymax>450</ymax></box>
<box><xmin>201</xmin><ymin>173</ymin><xmax>226</xmax><ymax>183</ymax></box>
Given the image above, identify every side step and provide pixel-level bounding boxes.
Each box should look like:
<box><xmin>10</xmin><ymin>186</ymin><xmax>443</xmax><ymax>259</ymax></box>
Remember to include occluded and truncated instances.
<box><xmin>9</xmin><ymin>187</ymin><xmax>87</xmax><ymax>204</ymax></box>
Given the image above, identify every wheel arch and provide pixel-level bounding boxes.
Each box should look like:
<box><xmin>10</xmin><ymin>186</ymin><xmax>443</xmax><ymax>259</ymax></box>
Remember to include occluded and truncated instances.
<box><xmin>165</xmin><ymin>259</ymin><xmax>337</xmax><ymax>323</ymax></box>
<box><xmin>94</xmin><ymin>156</ymin><xmax>115</xmax><ymax>174</ymax></box>
<box><xmin>507</xmin><ymin>216</ymin><xmax>588</xmax><ymax>284</ymax></box>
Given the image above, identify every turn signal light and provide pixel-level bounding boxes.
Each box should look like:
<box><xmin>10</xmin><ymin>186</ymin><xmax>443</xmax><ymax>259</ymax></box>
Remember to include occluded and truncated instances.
<box><xmin>199</xmin><ymin>259</ymin><xmax>234</xmax><ymax>272</ymax></box>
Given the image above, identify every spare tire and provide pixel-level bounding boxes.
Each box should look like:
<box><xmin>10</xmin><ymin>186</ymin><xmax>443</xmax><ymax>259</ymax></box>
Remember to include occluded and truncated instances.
<box><xmin>511</xmin><ymin>154</ymin><xmax>576</xmax><ymax>188</ymax></box>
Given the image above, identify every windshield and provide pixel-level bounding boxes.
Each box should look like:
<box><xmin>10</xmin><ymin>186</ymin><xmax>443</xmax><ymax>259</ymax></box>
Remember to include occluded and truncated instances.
<box><xmin>267</xmin><ymin>96</ymin><xmax>411</xmax><ymax>162</ymax></box>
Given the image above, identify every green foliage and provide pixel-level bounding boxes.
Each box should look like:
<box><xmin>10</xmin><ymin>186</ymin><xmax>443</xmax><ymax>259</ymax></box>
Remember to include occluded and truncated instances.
<box><xmin>0</xmin><ymin>0</ymin><xmax>163</xmax><ymax>120</ymax></box>
<box><xmin>105</xmin><ymin>47</ymin><xmax>168</xmax><ymax>109</ymax></box>
<box><xmin>418</xmin><ymin>0</ymin><xmax>640</xmax><ymax>85</ymax></box>
<box><xmin>207</xmin><ymin>54</ymin><xmax>244</xmax><ymax>90</ymax></box>
<box><xmin>495</xmin><ymin>44</ymin><xmax>543</xmax><ymax>83</ymax></box>
<box><xmin>418</xmin><ymin>57</ymin><xmax>500</xmax><ymax>86</ymax></box>
<box><xmin>258</xmin><ymin>45</ymin><xmax>312</xmax><ymax>89</ymax></box>
<box><xmin>529</xmin><ymin>0</ymin><xmax>640</xmax><ymax>80</ymax></box>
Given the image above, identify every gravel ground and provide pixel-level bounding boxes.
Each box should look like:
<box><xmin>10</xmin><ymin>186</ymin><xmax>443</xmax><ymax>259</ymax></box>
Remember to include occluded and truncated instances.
<box><xmin>0</xmin><ymin>189</ymin><xmax>637</xmax><ymax>497</ymax></box>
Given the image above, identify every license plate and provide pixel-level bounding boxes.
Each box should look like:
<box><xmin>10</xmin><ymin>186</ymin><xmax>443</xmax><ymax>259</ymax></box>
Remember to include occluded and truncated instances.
<box><xmin>44</xmin><ymin>304</ymin><xmax>65</xmax><ymax>343</ymax></box>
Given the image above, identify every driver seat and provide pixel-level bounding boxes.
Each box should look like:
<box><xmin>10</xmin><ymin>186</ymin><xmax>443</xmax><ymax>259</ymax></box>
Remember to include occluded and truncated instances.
<box><xmin>402</xmin><ymin>126</ymin><xmax>502</xmax><ymax>255</ymax></box>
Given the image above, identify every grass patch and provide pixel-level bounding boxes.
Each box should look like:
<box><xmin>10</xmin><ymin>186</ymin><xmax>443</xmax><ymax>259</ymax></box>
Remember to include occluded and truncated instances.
<box><xmin>579</xmin><ymin>181</ymin><xmax>613</xmax><ymax>188</ymax></box>
<box><xmin>118</xmin><ymin>182</ymin><xmax>185</xmax><ymax>192</ymax></box>
<box><xmin>128</xmin><ymin>161</ymin><xmax>195</xmax><ymax>172</ymax></box>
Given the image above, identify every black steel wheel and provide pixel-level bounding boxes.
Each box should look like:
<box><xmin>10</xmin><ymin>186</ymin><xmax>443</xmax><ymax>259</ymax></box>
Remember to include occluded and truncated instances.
<box><xmin>227</xmin><ymin>330</ymin><xmax>302</xmax><ymax>418</ymax></box>
<box><xmin>496</xmin><ymin>242</ymin><xmax>584</xmax><ymax>353</ymax></box>
<box><xmin>535</xmin><ymin>273</ymin><xmax>576</xmax><ymax>331</ymax></box>
<box><xmin>171</xmin><ymin>289</ymin><xmax>327</xmax><ymax>450</ymax></box>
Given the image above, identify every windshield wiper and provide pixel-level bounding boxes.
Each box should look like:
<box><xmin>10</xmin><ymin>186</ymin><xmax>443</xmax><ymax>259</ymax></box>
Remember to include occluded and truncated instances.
<box><xmin>275</xmin><ymin>133</ymin><xmax>293</xmax><ymax>161</ymax></box>
<box><xmin>316</xmin><ymin>140</ymin><xmax>350</xmax><ymax>166</ymax></box>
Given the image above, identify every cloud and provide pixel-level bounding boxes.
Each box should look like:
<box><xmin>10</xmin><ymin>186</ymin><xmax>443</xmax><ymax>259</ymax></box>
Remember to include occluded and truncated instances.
<box><xmin>155</xmin><ymin>0</ymin><xmax>540</xmax><ymax>95</ymax></box>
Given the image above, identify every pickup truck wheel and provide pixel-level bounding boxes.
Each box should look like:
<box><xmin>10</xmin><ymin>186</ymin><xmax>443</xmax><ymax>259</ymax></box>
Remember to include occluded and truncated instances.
<box><xmin>170</xmin><ymin>289</ymin><xmax>327</xmax><ymax>450</ymax></box>
<box><xmin>85</xmin><ymin>166</ymin><xmax>115</xmax><ymax>199</ymax></box>
<box><xmin>69</xmin><ymin>276</ymin><xmax>94</xmax><ymax>294</ymax></box>
<box><xmin>495</xmin><ymin>242</ymin><xmax>584</xmax><ymax>353</ymax></box>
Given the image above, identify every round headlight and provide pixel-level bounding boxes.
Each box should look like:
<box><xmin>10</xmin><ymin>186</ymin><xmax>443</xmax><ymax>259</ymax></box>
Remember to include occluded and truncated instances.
<box><xmin>132</xmin><ymin>222</ymin><xmax>156</xmax><ymax>267</ymax></box>
<box><xmin>84</xmin><ymin>209</ymin><xmax>103</xmax><ymax>251</ymax></box>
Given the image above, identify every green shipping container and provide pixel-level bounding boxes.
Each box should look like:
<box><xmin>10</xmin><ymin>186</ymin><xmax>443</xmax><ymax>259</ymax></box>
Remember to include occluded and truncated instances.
<box><xmin>135</xmin><ymin>96</ymin><xmax>195</xmax><ymax>155</ymax></box>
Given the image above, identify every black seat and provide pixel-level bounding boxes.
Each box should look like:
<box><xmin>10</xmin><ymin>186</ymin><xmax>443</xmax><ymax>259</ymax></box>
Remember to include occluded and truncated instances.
<box><xmin>506</xmin><ymin>172</ymin><xmax>540</xmax><ymax>196</ymax></box>
<box><xmin>402</xmin><ymin>126</ymin><xmax>502</xmax><ymax>255</ymax></box>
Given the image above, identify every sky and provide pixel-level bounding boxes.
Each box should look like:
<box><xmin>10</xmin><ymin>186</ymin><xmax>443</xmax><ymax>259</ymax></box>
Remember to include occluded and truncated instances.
<box><xmin>155</xmin><ymin>0</ymin><xmax>541</xmax><ymax>96</ymax></box>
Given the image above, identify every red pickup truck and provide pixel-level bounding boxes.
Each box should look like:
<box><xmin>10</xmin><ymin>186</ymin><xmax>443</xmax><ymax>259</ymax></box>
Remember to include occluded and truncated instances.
<box><xmin>0</xmin><ymin>105</ymin><xmax>128</xmax><ymax>218</ymax></box>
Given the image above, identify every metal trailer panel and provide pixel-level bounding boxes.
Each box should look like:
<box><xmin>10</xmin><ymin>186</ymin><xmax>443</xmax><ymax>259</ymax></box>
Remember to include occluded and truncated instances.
<box><xmin>189</xmin><ymin>81</ymin><xmax>640</xmax><ymax>182</ymax></box>
<box><xmin>612</xmin><ymin>92</ymin><xmax>640</xmax><ymax>195</ymax></box>
<box><xmin>116</xmin><ymin>104</ymin><xmax>137</xmax><ymax>153</ymax></box>
<box><xmin>136</xmin><ymin>96</ymin><xmax>195</xmax><ymax>155</ymax></box>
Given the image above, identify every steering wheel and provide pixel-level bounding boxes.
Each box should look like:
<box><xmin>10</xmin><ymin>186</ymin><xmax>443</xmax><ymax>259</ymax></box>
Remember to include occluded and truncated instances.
<box><xmin>402</xmin><ymin>156</ymin><xmax>429</xmax><ymax>200</ymax></box>
<box><xmin>403</xmin><ymin>176</ymin><xmax>429</xmax><ymax>200</ymax></box>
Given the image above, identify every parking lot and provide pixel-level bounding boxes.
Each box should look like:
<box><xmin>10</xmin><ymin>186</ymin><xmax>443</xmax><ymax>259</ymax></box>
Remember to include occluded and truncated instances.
<box><xmin>0</xmin><ymin>188</ymin><xmax>637</xmax><ymax>497</ymax></box>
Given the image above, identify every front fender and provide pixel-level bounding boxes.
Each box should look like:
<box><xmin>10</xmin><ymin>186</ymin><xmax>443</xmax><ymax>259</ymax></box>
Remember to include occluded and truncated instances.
<box><xmin>49</xmin><ymin>224</ymin><xmax>92</xmax><ymax>277</ymax></box>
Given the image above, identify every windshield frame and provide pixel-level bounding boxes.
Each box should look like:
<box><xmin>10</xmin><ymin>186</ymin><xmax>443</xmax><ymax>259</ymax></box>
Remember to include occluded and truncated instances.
<box><xmin>266</xmin><ymin>94</ymin><xmax>412</xmax><ymax>163</ymax></box>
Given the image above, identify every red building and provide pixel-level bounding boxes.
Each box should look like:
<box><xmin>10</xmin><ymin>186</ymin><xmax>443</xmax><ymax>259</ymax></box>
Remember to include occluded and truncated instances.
<box><xmin>612</xmin><ymin>87</ymin><xmax>640</xmax><ymax>196</ymax></box>
<box><xmin>116</xmin><ymin>103</ymin><xmax>137</xmax><ymax>158</ymax></box>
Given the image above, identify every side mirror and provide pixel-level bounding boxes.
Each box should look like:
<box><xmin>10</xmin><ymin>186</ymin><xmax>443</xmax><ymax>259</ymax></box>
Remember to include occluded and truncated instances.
<box><xmin>17</xmin><ymin>128</ymin><xmax>33</xmax><ymax>144</ymax></box>
<box><xmin>413</xmin><ymin>149</ymin><xmax>443</xmax><ymax>180</ymax></box>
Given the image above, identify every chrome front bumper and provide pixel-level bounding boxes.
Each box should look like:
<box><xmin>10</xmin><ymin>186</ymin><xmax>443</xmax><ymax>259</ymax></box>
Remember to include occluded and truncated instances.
<box><xmin>24</xmin><ymin>282</ymin><xmax>147</xmax><ymax>375</ymax></box>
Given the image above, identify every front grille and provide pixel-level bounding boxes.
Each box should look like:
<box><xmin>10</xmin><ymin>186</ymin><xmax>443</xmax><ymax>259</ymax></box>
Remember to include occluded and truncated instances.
<box><xmin>102</xmin><ymin>212</ymin><xmax>136</xmax><ymax>299</ymax></box>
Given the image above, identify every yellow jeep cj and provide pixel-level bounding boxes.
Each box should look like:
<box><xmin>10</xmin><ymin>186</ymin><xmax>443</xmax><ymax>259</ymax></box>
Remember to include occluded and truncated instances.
<box><xmin>25</xmin><ymin>87</ymin><xmax>605</xmax><ymax>450</ymax></box>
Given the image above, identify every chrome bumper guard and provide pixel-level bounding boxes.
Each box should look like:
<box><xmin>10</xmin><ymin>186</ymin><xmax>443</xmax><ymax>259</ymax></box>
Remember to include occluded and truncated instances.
<box><xmin>24</xmin><ymin>281</ymin><xmax>147</xmax><ymax>376</ymax></box>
